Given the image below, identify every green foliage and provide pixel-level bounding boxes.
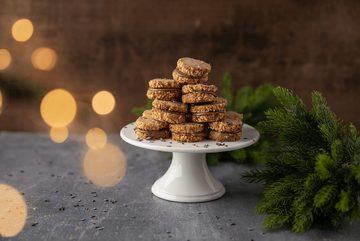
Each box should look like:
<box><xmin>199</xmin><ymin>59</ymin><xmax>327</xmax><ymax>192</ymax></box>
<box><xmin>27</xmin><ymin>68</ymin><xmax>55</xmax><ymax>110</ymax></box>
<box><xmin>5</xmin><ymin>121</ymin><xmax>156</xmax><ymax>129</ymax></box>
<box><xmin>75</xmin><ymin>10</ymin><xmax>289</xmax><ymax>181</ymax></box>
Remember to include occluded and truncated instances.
<box><xmin>208</xmin><ymin>72</ymin><xmax>280</xmax><ymax>164</ymax></box>
<box><xmin>131</xmin><ymin>99</ymin><xmax>152</xmax><ymax>117</ymax></box>
<box><xmin>243</xmin><ymin>87</ymin><xmax>360</xmax><ymax>232</ymax></box>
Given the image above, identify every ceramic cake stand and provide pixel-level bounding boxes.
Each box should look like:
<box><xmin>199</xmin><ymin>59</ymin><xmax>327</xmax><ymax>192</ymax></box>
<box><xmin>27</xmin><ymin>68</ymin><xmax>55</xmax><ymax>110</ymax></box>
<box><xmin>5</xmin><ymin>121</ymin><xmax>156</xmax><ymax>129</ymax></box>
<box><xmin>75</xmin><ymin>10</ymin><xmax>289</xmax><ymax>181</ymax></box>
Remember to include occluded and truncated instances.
<box><xmin>120</xmin><ymin>123</ymin><xmax>260</xmax><ymax>203</ymax></box>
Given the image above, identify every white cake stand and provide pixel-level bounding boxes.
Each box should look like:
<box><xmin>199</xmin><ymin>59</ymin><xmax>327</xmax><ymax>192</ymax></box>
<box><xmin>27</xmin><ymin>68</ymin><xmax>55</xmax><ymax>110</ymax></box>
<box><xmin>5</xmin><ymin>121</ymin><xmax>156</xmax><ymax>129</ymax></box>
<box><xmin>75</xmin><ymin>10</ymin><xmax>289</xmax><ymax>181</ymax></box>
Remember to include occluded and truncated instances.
<box><xmin>120</xmin><ymin>122</ymin><xmax>260</xmax><ymax>203</ymax></box>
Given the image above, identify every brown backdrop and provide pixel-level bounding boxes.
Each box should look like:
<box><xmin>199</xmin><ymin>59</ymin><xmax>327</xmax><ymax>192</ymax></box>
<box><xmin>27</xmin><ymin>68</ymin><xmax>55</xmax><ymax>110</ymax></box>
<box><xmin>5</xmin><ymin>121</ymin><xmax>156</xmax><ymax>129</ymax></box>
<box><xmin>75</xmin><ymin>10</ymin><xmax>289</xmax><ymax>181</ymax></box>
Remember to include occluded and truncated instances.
<box><xmin>0</xmin><ymin>0</ymin><xmax>360</xmax><ymax>132</ymax></box>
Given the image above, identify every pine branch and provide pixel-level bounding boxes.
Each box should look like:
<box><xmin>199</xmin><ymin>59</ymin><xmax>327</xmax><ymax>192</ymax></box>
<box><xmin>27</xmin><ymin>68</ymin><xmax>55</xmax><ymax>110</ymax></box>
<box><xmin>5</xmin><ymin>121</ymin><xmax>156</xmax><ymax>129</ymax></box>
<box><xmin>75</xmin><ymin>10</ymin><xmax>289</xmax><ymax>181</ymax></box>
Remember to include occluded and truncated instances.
<box><xmin>243</xmin><ymin>87</ymin><xmax>360</xmax><ymax>232</ymax></box>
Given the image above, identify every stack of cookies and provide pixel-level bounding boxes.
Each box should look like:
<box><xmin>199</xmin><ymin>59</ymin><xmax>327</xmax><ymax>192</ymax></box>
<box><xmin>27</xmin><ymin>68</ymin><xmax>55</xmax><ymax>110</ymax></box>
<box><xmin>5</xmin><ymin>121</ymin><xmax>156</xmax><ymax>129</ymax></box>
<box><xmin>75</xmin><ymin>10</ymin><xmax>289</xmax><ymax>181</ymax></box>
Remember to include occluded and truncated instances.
<box><xmin>134</xmin><ymin>57</ymin><xmax>243</xmax><ymax>142</ymax></box>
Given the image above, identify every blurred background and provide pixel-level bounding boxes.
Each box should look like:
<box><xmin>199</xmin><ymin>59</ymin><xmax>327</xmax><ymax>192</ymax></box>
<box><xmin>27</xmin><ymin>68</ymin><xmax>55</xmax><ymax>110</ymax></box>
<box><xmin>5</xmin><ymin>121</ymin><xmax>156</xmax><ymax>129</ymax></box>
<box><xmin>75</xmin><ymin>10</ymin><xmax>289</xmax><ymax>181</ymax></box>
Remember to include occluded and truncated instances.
<box><xmin>1</xmin><ymin>0</ymin><xmax>360</xmax><ymax>137</ymax></box>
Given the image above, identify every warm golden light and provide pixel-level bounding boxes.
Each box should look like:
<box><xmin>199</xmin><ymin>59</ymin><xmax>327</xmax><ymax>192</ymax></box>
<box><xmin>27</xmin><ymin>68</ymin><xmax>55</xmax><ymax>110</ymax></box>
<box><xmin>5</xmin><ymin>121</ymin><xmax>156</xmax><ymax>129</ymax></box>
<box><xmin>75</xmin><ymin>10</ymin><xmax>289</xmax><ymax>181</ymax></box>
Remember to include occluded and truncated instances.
<box><xmin>83</xmin><ymin>143</ymin><xmax>127</xmax><ymax>187</ymax></box>
<box><xmin>31</xmin><ymin>47</ymin><xmax>57</xmax><ymax>71</ymax></box>
<box><xmin>85</xmin><ymin>128</ymin><xmax>107</xmax><ymax>150</ymax></box>
<box><xmin>40</xmin><ymin>89</ymin><xmax>77</xmax><ymax>128</ymax></box>
<box><xmin>0</xmin><ymin>49</ymin><xmax>12</xmax><ymax>70</ymax></box>
<box><xmin>0</xmin><ymin>184</ymin><xmax>27</xmax><ymax>237</ymax></box>
<box><xmin>91</xmin><ymin>91</ymin><xmax>115</xmax><ymax>115</ymax></box>
<box><xmin>11</xmin><ymin>18</ymin><xmax>34</xmax><ymax>42</ymax></box>
<box><xmin>50</xmin><ymin>126</ymin><xmax>69</xmax><ymax>143</ymax></box>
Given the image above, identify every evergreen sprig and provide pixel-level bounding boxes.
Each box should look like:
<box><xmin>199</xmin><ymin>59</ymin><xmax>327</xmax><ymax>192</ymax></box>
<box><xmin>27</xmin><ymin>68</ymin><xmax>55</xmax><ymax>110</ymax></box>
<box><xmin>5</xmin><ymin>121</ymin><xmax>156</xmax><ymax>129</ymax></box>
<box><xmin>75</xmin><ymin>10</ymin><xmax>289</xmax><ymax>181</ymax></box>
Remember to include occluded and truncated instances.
<box><xmin>243</xmin><ymin>87</ymin><xmax>360</xmax><ymax>232</ymax></box>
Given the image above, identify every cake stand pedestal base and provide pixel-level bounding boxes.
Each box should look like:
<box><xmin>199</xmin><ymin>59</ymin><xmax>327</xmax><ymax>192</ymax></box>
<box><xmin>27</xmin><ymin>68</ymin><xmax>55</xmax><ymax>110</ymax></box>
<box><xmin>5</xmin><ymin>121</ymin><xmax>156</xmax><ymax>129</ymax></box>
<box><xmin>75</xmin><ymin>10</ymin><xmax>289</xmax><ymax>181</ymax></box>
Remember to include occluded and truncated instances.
<box><xmin>151</xmin><ymin>152</ymin><xmax>225</xmax><ymax>203</ymax></box>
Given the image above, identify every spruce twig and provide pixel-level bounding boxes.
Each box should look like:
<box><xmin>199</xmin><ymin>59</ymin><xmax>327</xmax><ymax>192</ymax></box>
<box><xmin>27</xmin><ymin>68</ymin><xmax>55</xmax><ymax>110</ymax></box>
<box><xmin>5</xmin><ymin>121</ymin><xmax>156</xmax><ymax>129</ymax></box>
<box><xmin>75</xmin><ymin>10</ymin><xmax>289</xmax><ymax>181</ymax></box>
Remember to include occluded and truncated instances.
<box><xmin>243</xmin><ymin>87</ymin><xmax>360</xmax><ymax>232</ymax></box>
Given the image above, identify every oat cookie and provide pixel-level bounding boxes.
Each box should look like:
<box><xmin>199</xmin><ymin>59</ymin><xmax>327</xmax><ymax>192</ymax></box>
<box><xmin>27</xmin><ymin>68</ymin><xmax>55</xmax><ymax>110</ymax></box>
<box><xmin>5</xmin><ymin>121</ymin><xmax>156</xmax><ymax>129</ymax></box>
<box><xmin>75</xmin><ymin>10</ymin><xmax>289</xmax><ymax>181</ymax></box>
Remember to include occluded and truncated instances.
<box><xmin>146</xmin><ymin>89</ymin><xmax>181</xmax><ymax>100</ymax></box>
<box><xmin>190</xmin><ymin>97</ymin><xmax>227</xmax><ymax>113</ymax></box>
<box><xmin>208</xmin><ymin>130</ymin><xmax>241</xmax><ymax>142</ymax></box>
<box><xmin>191</xmin><ymin>111</ymin><xmax>225</xmax><ymax>123</ymax></box>
<box><xmin>135</xmin><ymin>116</ymin><xmax>168</xmax><ymax>131</ymax></box>
<box><xmin>135</xmin><ymin>128</ymin><xmax>170</xmax><ymax>140</ymax></box>
<box><xmin>146</xmin><ymin>78</ymin><xmax>182</xmax><ymax>100</ymax></box>
<box><xmin>171</xmin><ymin>132</ymin><xmax>205</xmax><ymax>142</ymax></box>
<box><xmin>172</xmin><ymin>68</ymin><xmax>208</xmax><ymax>85</ymax></box>
<box><xmin>151</xmin><ymin>108</ymin><xmax>186</xmax><ymax>124</ymax></box>
<box><xmin>152</xmin><ymin>99</ymin><xmax>187</xmax><ymax>113</ymax></box>
<box><xmin>209</xmin><ymin>111</ymin><xmax>243</xmax><ymax>133</ymax></box>
<box><xmin>142</xmin><ymin>109</ymin><xmax>154</xmax><ymax>119</ymax></box>
<box><xmin>182</xmin><ymin>92</ymin><xmax>216</xmax><ymax>104</ymax></box>
<box><xmin>177</xmin><ymin>57</ymin><xmax>211</xmax><ymax>77</ymax></box>
<box><xmin>169</xmin><ymin>123</ymin><xmax>205</xmax><ymax>133</ymax></box>
<box><xmin>182</xmin><ymin>84</ymin><xmax>217</xmax><ymax>94</ymax></box>
<box><xmin>148</xmin><ymin>78</ymin><xmax>182</xmax><ymax>89</ymax></box>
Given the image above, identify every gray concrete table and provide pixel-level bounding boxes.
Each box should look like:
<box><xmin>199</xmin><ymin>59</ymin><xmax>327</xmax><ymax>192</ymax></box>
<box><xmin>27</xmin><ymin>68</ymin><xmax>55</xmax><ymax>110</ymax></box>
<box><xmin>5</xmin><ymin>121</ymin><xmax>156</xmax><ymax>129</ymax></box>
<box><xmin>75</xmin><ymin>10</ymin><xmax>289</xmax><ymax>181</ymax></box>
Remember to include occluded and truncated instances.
<box><xmin>0</xmin><ymin>132</ymin><xmax>359</xmax><ymax>241</ymax></box>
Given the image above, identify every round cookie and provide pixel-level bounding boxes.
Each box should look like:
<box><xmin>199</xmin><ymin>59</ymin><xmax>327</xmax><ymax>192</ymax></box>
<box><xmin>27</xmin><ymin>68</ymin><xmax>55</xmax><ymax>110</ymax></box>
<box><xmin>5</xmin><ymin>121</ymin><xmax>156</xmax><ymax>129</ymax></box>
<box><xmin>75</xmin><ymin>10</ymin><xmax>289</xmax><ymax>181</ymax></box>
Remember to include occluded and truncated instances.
<box><xmin>146</xmin><ymin>89</ymin><xmax>181</xmax><ymax>101</ymax></box>
<box><xmin>147</xmin><ymin>78</ymin><xmax>182</xmax><ymax>100</ymax></box>
<box><xmin>182</xmin><ymin>92</ymin><xmax>216</xmax><ymax>104</ymax></box>
<box><xmin>148</xmin><ymin>78</ymin><xmax>182</xmax><ymax>89</ymax></box>
<box><xmin>190</xmin><ymin>97</ymin><xmax>227</xmax><ymax>113</ymax></box>
<box><xmin>152</xmin><ymin>99</ymin><xmax>187</xmax><ymax>113</ymax></box>
<box><xmin>209</xmin><ymin>111</ymin><xmax>243</xmax><ymax>132</ymax></box>
<box><xmin>171</xmin><ymin>132</ymin><xmax>205</xmax><ymax>142</ymax></box>
<box><xmin>172</xmin><ymin>68</ymin><xmax>208</xmax><ymax>85</ymax></box>
<box><xmin>169</xmin><ymin>123</ymin><xmax>205</xmax><ymax>133</ymax></box>
<box><xmin>142</xmin><ymin>109</ymin><xmax>154</xmax><ymax>119</ymax></box>
<box><xmin>208</xmin><ymin>130</ymin><xmax>241</xmax><ymax>142</ymax></box>
<box><xmin>177</xmin><ymin>57</ymin><xmax>211</xmax><ymax>77</ymax></box>
<box><xmin>135</xmin><ymin>116</ymin><xmax>168</xmax><ymax>131</ymax></box>
<box><xmin>191</xmin><ymin>111</ymin><xmax>225</xmax><ymax>123</ymax></box>
<box><xmin>182</xmin><ymin>84</ymin><xmax>217</xmax><ymax>94</ymax></box>
<box><xmin>151</xmin><ymin>108</ymin><xmax>186</xmax><ymax>124</ymax></box>
<box><xmin>135</xmin><ymin>128</ymin><xmax>170</xmax><ymax>140</ymax></box>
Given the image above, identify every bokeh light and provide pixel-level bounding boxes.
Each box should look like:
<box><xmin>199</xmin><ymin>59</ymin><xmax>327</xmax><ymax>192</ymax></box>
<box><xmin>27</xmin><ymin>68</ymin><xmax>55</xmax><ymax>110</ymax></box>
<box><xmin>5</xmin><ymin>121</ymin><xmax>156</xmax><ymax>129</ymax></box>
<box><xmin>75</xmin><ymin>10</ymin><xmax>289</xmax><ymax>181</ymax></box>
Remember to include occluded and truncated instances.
<box><xmin>50</xmin><ymin>126</ymin><xmax>69</xmax><ymax>143</ymax></box>
<box><xmin>31</xmin><ymin>47</ymin><xmax>57</xmax><ymax>71</ymax></box>
<box><xmin>91</xmin><ymin>91</ymin><xmax>115</xmax><ymax>115</ymax></box>
<box><xmin>0</xmin><ymin>184</ymin><xmax>27</xmax><ymax>237</ymax></box>
<box><xmin>11</xmin><ymin>18</ymin><xmax>34</xmax><ymax>42</ymax></box>
<box><xmin>85</xmin><ymin>128</ymin><xmax>107</xmax><ymax>150</ymax></box>
<box><xmin>0</xmin><ymin>49</ymin><xmax>12</xmax><ymax>70</ymax></box>
<box><xmin>83</xmin><ymin>143</ymin><xmax>127</xmax><ymax>187</ymax></box>
<box><xmin>40</xmin><ymin>89</ymin><xmax>77</xmax><ymax>128</ymax></box>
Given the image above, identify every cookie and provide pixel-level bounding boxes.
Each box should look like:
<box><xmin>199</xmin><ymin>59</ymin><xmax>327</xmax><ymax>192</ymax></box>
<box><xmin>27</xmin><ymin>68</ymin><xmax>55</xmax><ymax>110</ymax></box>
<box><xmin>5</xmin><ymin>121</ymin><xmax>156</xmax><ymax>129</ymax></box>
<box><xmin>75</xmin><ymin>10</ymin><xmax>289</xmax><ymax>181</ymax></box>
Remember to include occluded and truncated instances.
<box><xmin>135</xmin><ymin>116</ymin><xmax>168</xmax><ymax>131</ymax></box>
<box><xmin>208</xmin><ymin>130</ymin><xmax>241</xmax><ymax>142</ymax></box>
<box><xmin>177</xmin><ymin>57</ymin><xmax>211</xmax><ymax>77</ymax></box>
<box><xmin>135</xmin><ymin>128</ymin><xmax>170</xmax><ymax>140</ymax></box>
<box><xmin>142</xmin><ymin>109</ymin><xmax>154</xmax><ymax>119</ymax></box>
<box><xmin>191</xmin><ymin>111</ymin><xmax>225</xmax><ymax>123</ymax></box>
<box><xmin>169</xmin><ymin>123</ymin><xmax>206</xmax><ymax>142</ymax></box>
<box><xmin>182</xmin><ymin>92</ymin><xmax>216</xmax><ymax>104</ymax></box>
<box><xmin>209</xmin><ymin>111</ymin><xmax>243</xmax><ymax>132</ymax></box>
<box><xmin>171</xmin><ymin>132</ymin><xmax>205</xmax><ymax>142</ymax></box>
<box><xmin>146</xmin><ymin>78</ymin><xmax>182</xmax><ymax>100</ymax></box>
<box><xmin>182</xmin><ymin>84</ymin><xmax>217</xmax><ymax>94</ymax></box>
<box><xmin>151</xmin><ymin>108</ymin><xmax>186</xmax><ymax>124</ymax></box>
<box><xmin>152</xmin><ymin>99</ymin><xmax>187</xmax><ymax>113</ymax></box>
<box><xmin>190</xmin><ymin>97</ymin><xmax>227</xmax><ymax>113</ymax></box>
<box><xmin>172</xmin><ymin>68</ymin><xmax>208</xmax><ymax>85</ymax></box>
<box><xmin>135</xmin><ymin>116</ymin><xmax>170</xmax><ymax>140</ymax></box>
<box><xmin>181</xmin><ymin>84</ymin><xmax>217</xmax><ymax>104</ymax></box>
<box><xmin>169</xmin><ymin>122</ymin><xmax>205</xmax><ymax>133</ymax></box>
<box><xmin>148</xmin><ymin>78</ymin><xmax>182</xmax><ymax>89</ymax></box>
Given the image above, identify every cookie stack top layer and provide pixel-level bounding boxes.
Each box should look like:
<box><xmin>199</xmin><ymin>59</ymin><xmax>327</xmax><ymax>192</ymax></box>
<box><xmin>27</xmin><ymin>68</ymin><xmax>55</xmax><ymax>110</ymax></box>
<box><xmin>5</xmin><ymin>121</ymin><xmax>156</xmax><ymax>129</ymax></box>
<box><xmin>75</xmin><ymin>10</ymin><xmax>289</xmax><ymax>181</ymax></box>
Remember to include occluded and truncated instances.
<box><xmin>177</xmin><ymin>57</ymin><xmax>211</xmax><ymax>77</ymax></box>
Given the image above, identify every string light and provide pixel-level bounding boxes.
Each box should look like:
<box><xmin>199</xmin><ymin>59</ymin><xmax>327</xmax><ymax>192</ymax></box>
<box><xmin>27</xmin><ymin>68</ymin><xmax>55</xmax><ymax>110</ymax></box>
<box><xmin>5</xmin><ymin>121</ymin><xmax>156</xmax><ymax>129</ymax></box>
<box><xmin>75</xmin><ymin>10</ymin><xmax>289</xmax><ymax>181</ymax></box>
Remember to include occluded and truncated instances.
<box><xmin>11</xmin><ymin>18</ymin><xmax>34</xmax><ymax>42</ymax></box>
<box><xmin>91</xmin><ymin>91</ymin><xmax>115</xmax><ymax>115</ymax></box>
<box><xmin>40</xmin><ymin>89</ymin><xmax>77</xmax><ymax>128</ymax></box>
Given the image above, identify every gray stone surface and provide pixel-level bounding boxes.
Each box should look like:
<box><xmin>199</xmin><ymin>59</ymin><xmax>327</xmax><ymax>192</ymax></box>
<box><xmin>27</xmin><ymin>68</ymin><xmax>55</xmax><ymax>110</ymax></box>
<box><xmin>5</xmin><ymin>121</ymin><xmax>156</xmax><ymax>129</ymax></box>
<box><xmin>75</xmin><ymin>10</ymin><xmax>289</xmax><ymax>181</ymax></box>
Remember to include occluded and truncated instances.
<box><xmin>0</xmin><ymin>132</ymin><xmax>359</xmax><ymax>241</ymax></box>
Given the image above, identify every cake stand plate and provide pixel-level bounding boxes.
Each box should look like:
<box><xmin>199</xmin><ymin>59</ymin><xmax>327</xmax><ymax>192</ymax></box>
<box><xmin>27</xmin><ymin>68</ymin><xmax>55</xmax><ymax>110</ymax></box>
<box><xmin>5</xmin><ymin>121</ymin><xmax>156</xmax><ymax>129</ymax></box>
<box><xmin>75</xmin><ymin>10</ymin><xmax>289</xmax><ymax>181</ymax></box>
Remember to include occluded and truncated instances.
<box><xmin>120</xmin><ymin>123</ymin><xmax>260</xmax><ymax>203</ymax></box>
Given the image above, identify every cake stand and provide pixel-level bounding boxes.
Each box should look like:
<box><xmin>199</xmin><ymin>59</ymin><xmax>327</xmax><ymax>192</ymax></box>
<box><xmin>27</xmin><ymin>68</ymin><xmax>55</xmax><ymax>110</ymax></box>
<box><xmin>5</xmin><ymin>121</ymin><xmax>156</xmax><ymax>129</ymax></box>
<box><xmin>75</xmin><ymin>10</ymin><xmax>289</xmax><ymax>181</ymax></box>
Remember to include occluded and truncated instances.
<box><xmin>120</xmin><ymin>123</ymin><xmax>260</xmax><ymax>203</ymax></box>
